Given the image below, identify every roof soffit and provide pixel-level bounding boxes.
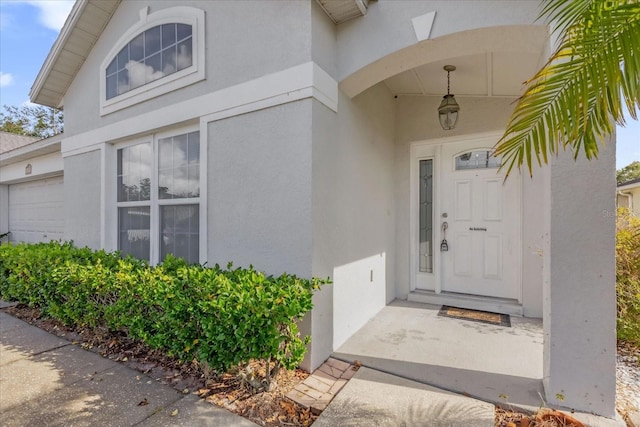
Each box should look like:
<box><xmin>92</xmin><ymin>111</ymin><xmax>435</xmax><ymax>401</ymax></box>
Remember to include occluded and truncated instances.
<box><xmin>618</xmin><ymin>178</ymin><xmax>640</xmax><ymax>190</ymax></box>
<box><xmin>30</xmin><ymin>0</ymin><xmax>121</xmax><ymax>108</ymax></box>
<box><xmin>316</xmin><ymin>0</ymin><xmax>368</xmax><ymax>24</ymax></box>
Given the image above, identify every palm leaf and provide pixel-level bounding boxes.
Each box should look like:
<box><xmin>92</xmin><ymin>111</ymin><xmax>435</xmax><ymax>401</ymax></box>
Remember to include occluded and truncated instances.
<box><xmin>494</xmin><ymin>0</ymin><xmax>640</xmax><ymax>177</ymax></box>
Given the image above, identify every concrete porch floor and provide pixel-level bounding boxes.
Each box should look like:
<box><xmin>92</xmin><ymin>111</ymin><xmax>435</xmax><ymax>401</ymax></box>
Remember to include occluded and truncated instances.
<box><xmin>332</xmin><ymin>299</ymin><xmax>544</xmax><ymax>410</ymax></box>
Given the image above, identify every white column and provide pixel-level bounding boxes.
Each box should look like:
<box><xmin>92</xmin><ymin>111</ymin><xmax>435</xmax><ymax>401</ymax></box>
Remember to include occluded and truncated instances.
<box><xmin>543</xmin><ymin>134</ymin><xmax>617</xmax><ymax>417</ymax></box>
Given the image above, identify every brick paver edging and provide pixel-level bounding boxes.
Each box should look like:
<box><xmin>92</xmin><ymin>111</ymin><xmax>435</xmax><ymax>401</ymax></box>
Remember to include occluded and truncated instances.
<box><xmin>286</xmin><ymin>358</ymin><xmax>357</xmax><ymax>414</ymax></box>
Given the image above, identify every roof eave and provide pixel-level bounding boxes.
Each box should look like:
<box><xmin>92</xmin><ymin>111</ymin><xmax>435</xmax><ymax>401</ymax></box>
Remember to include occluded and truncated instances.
<box><xmin>29</xmin><ymin>0</ymin><xmax>121</xmax><ymax>109</ymax></box>
<box><xmin>30</xmin><ymin>0</ymin><xmax>88</xmax><ymax>108</ymax></box>
<box><xmin>0</xmin><ymin>134</ymin><xmax>63</xmax><ymax>167</ymax></box>
<box><xmin>316</xmin><ymin>0</ymin><xmax>369</xmax><ymax>24</ymax></box>
<box><xmin>618</xmin><ymin>179</ymin><xmax>640</xmax><ymax>191</ymax></box>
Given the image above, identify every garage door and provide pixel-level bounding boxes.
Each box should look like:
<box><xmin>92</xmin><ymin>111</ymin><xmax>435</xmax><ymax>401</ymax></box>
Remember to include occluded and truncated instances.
<box><xmin>9</xmin><ymin>176</ymin><xmax>64</xmax><ymax>243</ymax></box>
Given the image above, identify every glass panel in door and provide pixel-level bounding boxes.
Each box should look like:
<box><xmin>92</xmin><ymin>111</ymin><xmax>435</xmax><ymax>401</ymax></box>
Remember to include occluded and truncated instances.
<box><xmin>419</xmin><ymin>159</ymin><xmax>434</xmax><ymax>273</ymax></box>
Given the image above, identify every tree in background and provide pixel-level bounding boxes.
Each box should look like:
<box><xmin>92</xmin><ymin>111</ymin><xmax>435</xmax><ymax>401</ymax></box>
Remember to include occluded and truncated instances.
<box><xmin>0</xmin><ymin>105</ymin><xmax>63</xmax><ymax>139</ymax></box>
<box><xmin>617</xmin><ymin>161</ymin><xmax>640</xmax><ymax>184</ymax></box>
<box><xmin>494</xmin><ymin>0</ymin><xmax>640</xmax><ymax>177</ymax></box>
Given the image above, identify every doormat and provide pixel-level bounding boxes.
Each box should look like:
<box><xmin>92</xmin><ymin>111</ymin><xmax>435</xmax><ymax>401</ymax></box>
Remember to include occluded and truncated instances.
<box><xmin>438</xmin><ymin>305</ymin><xmax>511</xmax><ymax>327</ymax></box>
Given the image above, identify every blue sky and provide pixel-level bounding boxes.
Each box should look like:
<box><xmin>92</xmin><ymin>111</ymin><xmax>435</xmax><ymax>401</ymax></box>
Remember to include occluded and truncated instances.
<box><xmin>0</xmin><ymin>0</ymin><xmax>638</xmax><ymax>169</ymax></box>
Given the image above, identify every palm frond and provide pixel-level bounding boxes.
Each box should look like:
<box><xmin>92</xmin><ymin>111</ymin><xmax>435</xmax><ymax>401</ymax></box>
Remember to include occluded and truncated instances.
<box><xmin>494</xmin><ymin>0</ymin><xmax>640</xmax><ymax>177</ymax></box>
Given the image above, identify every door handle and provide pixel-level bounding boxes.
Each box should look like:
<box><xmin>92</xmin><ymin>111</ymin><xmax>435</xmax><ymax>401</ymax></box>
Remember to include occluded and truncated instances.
<box><xmin>469</xmin><ymin>227</ymin><xmax>487</xmax><ymax>231</ymax></box>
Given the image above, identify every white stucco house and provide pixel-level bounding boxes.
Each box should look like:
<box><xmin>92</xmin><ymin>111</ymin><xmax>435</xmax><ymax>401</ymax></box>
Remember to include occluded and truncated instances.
<box><xmin>0</xmin><ymin>0</ymin><xmax>617</xmax><ymax>417</ymax></box>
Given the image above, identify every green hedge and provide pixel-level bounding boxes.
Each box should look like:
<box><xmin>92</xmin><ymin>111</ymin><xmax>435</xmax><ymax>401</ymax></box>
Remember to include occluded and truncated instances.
<box><xmin>0</xmin><ymin>241</ymin><xmax>328</xmax><ymax>375</ymax></box>
<box><xmin>617</xmin><ymin>208</ymin><xmax>640</xmax><ymax>346</ymax></box>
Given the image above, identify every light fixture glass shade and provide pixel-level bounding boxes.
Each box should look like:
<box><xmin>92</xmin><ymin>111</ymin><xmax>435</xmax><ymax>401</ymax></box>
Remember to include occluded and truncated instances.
<box><xmin>438</xmin><ymin>94</ymin><xmax>459</xmax><ymax>130</ymax></box>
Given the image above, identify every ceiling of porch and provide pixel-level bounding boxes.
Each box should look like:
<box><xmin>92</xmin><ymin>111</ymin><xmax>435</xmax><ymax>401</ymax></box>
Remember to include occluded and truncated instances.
<box><xmin>342</xmin><ymin>26</ymin><xmax>550</xmax><ymax>99</ymax></box>
<box><xmin>383</xmin><ymin>51</ymin><xmax>542</xmax><ymax>98</ymax></box>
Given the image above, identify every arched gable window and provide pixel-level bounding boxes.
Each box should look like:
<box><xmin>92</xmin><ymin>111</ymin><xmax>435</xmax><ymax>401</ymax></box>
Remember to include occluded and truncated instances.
<box><xmin>101</xmin><ymin>7</ymin><xmax>205</xmax><ymax>115</ymax></box>
<box><xmin>106</xmin><ymin>23</ymin><xmax>193</xmax><ymax>99</ymax></box>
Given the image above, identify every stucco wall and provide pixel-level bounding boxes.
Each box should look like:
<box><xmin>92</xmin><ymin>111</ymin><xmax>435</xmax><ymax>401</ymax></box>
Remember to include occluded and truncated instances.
<box><xmin>314</xmin><ymin>83</ymin><xmax>396</xmax><ymax>351</ymax></box>
<box><xmin>64</xmin><ymin>0</ymin><xmax>313</xmax><ymax>137</ymax></box>
<box><xmin>308</xmin><ymin>99</ymin><xmax>337</xmax><ymax>371</ymax></box>
<box><xmin>63</xmin><ymin>150</ymin><xmax>102</xmax><ymax>249</ymax></box>
<box><xmin>0</xmin><ymin>152</ymin><xmax>63</xmax><ymax>184</ymax></box>
<box><xmin>337</xmin><ymin>0</ymin><xmax>540</xmax><ymax>82</ymax></box>
<box><xmin>206</xmin><ymin>99</ymin><xmax>313</xmax><ymax>277</ymax></box>
<box><xmin>521</xmin><ymin>174</ymin><xmax>545</xmax><ymax>318</ymax></box>
<box><xmin>311</xmin><ymin>0</ymin><xmax>337</xmax><ymax>80</ymax></box>
<box><xmin>543</xmin><ymin>141</ymin><xmax>617</xmax><ymax>416</ymax></box>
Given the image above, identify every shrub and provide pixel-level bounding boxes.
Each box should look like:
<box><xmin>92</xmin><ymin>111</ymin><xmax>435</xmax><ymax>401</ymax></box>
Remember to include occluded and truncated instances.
<box><xmin>0</xmin><ymin>242</ymin><xmax>328</xmax><ymax>382</ymax></box>
<box><xmin>616</xmin><ymin>208</ymin><xmax>640</xmax><ymax>346</ymax></box>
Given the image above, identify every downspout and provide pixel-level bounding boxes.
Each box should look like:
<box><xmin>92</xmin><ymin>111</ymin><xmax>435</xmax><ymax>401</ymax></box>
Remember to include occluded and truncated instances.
<box><xmin>617</xmin><ymin>190</ymin><xmax>633</xmax><ymax>211</ymax></box>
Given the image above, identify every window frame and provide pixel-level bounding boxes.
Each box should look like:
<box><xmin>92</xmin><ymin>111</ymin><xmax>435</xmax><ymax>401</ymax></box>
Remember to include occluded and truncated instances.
<box><xmin>418</xmin><ymin>158</ymin><xmax>434</xmax><ymax>274</ymax></box>
<box><xmin>454</xmin><ymin>149</ymin><xmax>501</xmax><ymax>171</ymax></box>
<box><xmin>113</xmin><ymin>125</ymin><xmax>203</xmax><ymax>264</ymax></box>
<box><xmin>100</xmin><ymin>7</ymin><xmax>205</xmax><ymax>116</ymax></box>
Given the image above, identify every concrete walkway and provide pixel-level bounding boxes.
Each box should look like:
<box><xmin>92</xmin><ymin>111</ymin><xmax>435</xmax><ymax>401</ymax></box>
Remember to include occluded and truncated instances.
<box><xmin>0</xmin><ymin>306</ymin><xmax>498</xmax><ymax>427</ymax></box>
<box><xmin>329</xmin><ymin>300</ymin><xmax>624</xmax><ymax>427</ymax></box>
<box><xmin>314</xmin><ymin>366</ymin><xmax>495</xmax><ymax>427</ymax></box>
<box><xmin>0</xmin><ymin>311</ymin><xmax>257</xmax><ymax>426</ymax></box>
<box><xmin>1</xmin><ymin>305</ymin><xmax>624</xmax><ymax>427</ymax></box>
<box><xmin>333</xmin><ymin>300</ymin><xmax>544</xmax><ymax>409</ymax></box>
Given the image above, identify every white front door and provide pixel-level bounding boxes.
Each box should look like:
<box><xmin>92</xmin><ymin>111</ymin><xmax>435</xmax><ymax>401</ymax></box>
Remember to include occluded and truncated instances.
<box><xmin>440</xmin><ymin>142</ymin><xmax>520</xmax><ymax>299</ymax></box>
<box><xmin>412</xmin><ymin>137</ymin><xmax>521</xmax><ymax>301</ymax></box>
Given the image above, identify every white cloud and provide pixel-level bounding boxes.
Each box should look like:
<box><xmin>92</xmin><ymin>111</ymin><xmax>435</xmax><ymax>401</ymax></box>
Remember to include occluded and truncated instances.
<box><xmin>0</xmin><ymin>72</ymin><xmax>14</xmax><ymax>87</ymax></box>
<box><xmin>122</xmin><ymin>45</ymin><xmax>192</xmax><ymax>91</ymax></box>
<box><xmin>177</xmin><ymin>44</ymin><xmax>191</xmax><ymax>70</ymax></box>
<box><xmin>26</xmin><ymin>0</ymin><xmax>74</xmax><ymax>32</ymax></box>
<box><xmin>125</xmin><ymin>60</ymin><xmax>166</xmax><ymax>91</ymax></box>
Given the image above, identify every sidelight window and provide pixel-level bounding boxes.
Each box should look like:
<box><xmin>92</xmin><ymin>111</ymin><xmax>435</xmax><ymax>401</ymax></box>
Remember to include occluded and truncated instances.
<box><xmin>419</xmin><ymin>159</ymin><xmax>434</xmax><ymax>273</ymax></box>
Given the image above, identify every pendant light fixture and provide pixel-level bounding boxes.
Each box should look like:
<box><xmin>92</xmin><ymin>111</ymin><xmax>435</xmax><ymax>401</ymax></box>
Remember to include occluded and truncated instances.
<box><xmin>438</xmin><ymin>65</ymin><xmax>460</xmax><ymax>130</ymax></box>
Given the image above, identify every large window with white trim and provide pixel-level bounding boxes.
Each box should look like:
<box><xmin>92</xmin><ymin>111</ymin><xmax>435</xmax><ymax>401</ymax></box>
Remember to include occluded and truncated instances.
<box><xmin>116</xmin><ymin>130</ymin><xmax>200</xmax><ymax>264</ymax></box>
